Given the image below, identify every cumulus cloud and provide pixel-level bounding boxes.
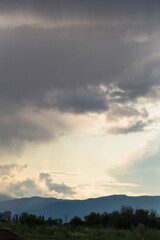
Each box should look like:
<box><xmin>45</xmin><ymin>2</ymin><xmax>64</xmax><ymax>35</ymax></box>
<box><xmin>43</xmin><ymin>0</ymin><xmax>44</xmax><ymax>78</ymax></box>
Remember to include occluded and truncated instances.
<box><xmin>0</xmin><ymin>164</ymin><xmax>44</xmax><ymax>197</ymax></box>
<box><xmin>5</xmin><ymin>179</ymin><xmax>43</xmax><ymax>198</ymax></box>
<box><xmin>106</xmin><ymin>104</ymin><xmax>149</xmax><ymax>121</ymax></box>
<box><xmin>40</xmin><ymin>173</ymin><xmax>76</xmax><ymax>196</ymax></box>
<box><xmin>0</xmin><ymin>163</ymin><xmax>27</xmax><ymax>176</ymax></box>
<box><xmin>0</xmin><ymin>169</ymin><xmax>77</xmax><ymax>198</ymax></box>
<box><xmin>106</xmin><ymin>103</ymin><xmax>151</xmax><ymax>134</ymax></box>
<box><xmin>107</xmin><ymin>121</ymin><xmax>150</xmax><ymax>134</ymax></box>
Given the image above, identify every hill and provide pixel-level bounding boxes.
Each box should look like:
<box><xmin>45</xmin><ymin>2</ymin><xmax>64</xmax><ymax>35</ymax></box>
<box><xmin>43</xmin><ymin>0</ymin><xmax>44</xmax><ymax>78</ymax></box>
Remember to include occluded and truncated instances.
<box><xmin>0</xmin><ymin>194</ymin><xmax>12</xmax><ymax>202</ymax></box>
<box><xmin>0</xmin><ymin>195</ymin><xmax>160</xmax><ymax>221</ymax></box>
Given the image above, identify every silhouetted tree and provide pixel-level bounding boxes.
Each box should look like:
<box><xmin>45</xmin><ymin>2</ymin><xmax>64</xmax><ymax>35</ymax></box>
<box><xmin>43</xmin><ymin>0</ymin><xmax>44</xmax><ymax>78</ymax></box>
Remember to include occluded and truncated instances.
<box><xmin>120</xmin><ymin>206</ymin><xmax>134</xmax><ymax>229</ymax></box>
<box><xmin>46</xmin><ymin>217</ymin><xmax>63</xmax><ymax>226</ymax></box>
<box><xmin>84</xmin><ymin>212</ymin><xmax>101</xmax><ymax>226</ymax></box>
<box><xmin>134</xmin><ymin>209</ymin><xmax>149</xmax><ymax>227</ymax></box>
<box><xmin>109</xmin><ymin>211</ymin><xmax>121</xmax><ymax>229</ymax></box>
<box><xmin>70</xmin><ymin>216</ymin><xmax>83</xmax><ymax>226</ymax></box>
<box><xmin>101</xmin><ymin>212</ymin><xmax>109</xmax><ymax>227</ymax></box>
<box><xmin>12</xmin><ymin>214</ymin><xmax>19</xmax><ymax>222</ymax></box>
<box><xmin>1</xmin><ymin>211</ymin><xmax>12</xmax><ymax>222</ymax></box>
<box><xmin>20</xmin><ymin>212</ymin><xmax>28</xmax><ymax>224</ymax></box>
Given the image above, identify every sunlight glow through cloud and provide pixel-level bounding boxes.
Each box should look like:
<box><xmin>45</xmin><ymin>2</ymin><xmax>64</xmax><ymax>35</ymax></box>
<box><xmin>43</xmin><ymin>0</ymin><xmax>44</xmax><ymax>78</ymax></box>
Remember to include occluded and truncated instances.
<box><xmin>0</xmin><ymin>0</ymin><xmax>160</xmax><ymax>199</ymax></box>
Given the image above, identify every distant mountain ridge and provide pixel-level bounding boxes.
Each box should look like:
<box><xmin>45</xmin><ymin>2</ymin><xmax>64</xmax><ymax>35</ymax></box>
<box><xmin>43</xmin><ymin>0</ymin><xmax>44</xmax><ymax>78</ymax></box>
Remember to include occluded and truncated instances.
<box><xmin>0</xmin><ymin>195</ymin><xmax>160</xmax><ymax>221</ymax></box>
<box><xmin>0</xmin><ymin>194</ymin><xmax>12</xmax><ymax>202</ymax></box>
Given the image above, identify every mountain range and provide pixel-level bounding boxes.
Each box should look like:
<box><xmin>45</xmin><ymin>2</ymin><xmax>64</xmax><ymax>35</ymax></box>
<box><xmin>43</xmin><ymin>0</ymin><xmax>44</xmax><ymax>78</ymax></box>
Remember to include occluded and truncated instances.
<box><xmin>0</xmin><ymin>194</ymin><xmax>12</xmax><ymax>202</ymax></box>
<box><xmin>0</xmin><ymin>195</ymin><xmax>160</xmax><ymax>221</ymax></box>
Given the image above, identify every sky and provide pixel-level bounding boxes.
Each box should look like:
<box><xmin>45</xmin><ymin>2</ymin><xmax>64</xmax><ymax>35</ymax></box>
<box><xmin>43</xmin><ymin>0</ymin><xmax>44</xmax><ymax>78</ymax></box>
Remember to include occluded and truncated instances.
<box><xmin>0</xmin><ymin>0</ymin><xmax>160</xmax><ymax>199</ymax></box>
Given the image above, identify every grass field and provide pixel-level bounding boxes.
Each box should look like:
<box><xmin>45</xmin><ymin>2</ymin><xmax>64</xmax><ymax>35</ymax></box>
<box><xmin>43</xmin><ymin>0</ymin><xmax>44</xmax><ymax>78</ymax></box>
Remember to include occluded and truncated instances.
<box><xmin>1</xmin><ymin>222</ymin><xmax>160</xmax><ymax>240</ymax></box>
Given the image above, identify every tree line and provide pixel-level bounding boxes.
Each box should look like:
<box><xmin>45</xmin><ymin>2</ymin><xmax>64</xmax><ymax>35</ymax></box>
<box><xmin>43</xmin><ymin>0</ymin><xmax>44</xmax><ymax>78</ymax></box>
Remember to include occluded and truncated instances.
<box><xmin>0</xmin><ymin>206</ymin><xmax>160</xmax><ymax>229</ymax></box>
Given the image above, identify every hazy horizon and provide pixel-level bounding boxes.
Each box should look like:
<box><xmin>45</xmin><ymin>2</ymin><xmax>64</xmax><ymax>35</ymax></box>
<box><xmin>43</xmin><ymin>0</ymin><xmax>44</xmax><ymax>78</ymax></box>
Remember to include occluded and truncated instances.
<box><xmin>0</xmin><ymin>0</ymin><xmax>160</xmax><ymax>200</ymax></box>
<box><xmin>2</xmin><ymin>192</ymin><xmax>160</xmax><ymax>201</ymax></box>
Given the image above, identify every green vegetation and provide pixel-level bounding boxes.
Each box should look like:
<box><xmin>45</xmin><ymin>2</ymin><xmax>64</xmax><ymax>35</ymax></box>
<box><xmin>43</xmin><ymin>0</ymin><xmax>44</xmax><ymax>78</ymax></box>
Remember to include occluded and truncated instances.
<box><xmin>1</xmin><ymin>222</ymin><xmax>160</xmax><ymax>240</ymax></box>
<box><xmin>1</xmin><ymin>207</ymin><xmax>160</xmax><ymax>239</ymax></box>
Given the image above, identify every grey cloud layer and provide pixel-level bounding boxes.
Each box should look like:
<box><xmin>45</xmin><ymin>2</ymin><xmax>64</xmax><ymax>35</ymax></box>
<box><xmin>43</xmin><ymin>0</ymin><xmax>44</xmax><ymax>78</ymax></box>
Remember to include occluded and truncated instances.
<box><xmin>108</xmin><ymin>120</ymin><xmax>150</xmax><ymax>135</ymax></box>
<box><xmin>40</xmin><ymin>173</ymin><xmax>76</xmax><ymax>195</ymax></box>
<box><xmin>0</xmin><ymin>168</ymin><xmax>76</xmax><ymax>198</ymax></box>
<box><xmin>106</xmin><ymin>104</ymin><xmax>151</xmax><ymax>134</ymax></box>
<box><xmin>0</xmin><ymin>0</ymin><xmax>159</xmax><ymax>143</ymax></box>
<box><xmin>0</xmin><ymin>24</ymin><xmax>158</xmax><ymax>105</ymax></box>
<box><xmin>0</xmin><ymin>163</ymin><xmax>27</xmax><ymax>176</ymax></box>
<box><xmin>45</xmin><ymin>86</ymin><xmax>108</xmax><ymax>113</ymax></box>
<box><xmin>6</xmin><ymin>179</ymin><xmax>43</xmax><ymax>198</ymax></box>
<box><xmin>0</xmin><ymin>0</ymin><xmax>160</xmax><ymax>23</ymax></box>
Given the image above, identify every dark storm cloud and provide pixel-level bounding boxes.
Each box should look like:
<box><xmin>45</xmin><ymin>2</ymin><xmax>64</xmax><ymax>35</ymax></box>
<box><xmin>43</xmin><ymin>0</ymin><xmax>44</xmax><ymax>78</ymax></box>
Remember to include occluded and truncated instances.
<box><xmin>116</xmin><ymin>53</ymin><xmax>160</xmax><ymax>100</ymax></box>
<box><xmin>0</xmin><ymin>25</ymin><xmax>156</xmax><ymax>105</ymax></box>
<box><xmin>45</xmin><ymin>86</ymin><xmax>108</xmax><ymax>113</ymax></box>
<box><xmin>0</xmin><ymin>25</ymin><xmax>132</xmax><ymax>98</ymax></box>
<box><xmin>0</xmin><ymin>0</ymin><xmax>160</xmax><ymax>23</ymax></box>
<box><xmin>0</xmin><ymin>105</ymin><xmax>51</xmax><ymax>145</ymax></box>
<box><xmin>0</xmin><ymin>0</ymin><xmax>159</xmax><ymax>143</ymax></box>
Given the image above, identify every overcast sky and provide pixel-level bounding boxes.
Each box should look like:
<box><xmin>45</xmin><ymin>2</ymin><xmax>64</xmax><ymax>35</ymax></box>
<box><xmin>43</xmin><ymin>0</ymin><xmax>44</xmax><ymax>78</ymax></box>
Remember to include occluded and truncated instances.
<box><xmin>0</xmin><ymin>0</ymin><xmax>160</xmax><ymax>199</ymax></box>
